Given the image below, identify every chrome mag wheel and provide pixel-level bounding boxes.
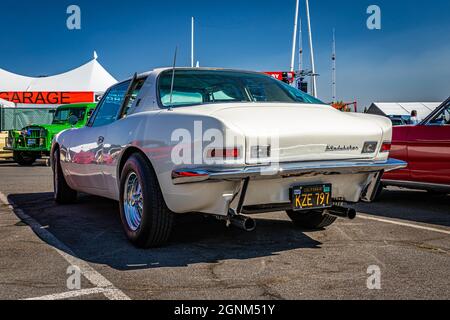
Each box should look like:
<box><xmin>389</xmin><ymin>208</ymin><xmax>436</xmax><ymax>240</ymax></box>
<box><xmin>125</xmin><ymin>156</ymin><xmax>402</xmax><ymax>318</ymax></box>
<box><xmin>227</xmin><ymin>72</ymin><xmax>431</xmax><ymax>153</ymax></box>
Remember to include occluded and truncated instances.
<box><xmin>123</xmin><ymin>172</ymin><xmax>144</xmax><ymax>231</ymax></box>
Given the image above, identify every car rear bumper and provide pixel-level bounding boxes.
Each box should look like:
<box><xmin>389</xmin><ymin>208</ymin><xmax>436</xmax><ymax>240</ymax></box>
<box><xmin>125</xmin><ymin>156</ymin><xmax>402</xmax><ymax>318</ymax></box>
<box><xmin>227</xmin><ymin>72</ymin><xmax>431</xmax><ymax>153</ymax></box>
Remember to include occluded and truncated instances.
<box><xmin>172</xmin><ymin>158</ymin><xmax>407</xmax><ymax>185</ymax></box>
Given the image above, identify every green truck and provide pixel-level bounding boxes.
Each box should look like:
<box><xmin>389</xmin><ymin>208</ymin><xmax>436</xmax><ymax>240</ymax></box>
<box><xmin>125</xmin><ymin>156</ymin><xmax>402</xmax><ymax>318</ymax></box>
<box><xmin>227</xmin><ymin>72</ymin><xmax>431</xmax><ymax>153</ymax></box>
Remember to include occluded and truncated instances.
<box><xmin>6</xmin><ymin>103</ymin><xmax>97</xmax><ymax>166</ymax></box>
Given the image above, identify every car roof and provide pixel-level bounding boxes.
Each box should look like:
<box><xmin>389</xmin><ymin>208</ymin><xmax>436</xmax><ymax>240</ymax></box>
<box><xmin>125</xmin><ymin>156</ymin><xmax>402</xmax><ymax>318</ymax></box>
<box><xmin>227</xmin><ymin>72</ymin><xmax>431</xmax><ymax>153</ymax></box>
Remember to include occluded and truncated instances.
<box><xmin>122</xmin><ymin>67</ymin><xmax>268</xmax><ymax>83</ymax></box>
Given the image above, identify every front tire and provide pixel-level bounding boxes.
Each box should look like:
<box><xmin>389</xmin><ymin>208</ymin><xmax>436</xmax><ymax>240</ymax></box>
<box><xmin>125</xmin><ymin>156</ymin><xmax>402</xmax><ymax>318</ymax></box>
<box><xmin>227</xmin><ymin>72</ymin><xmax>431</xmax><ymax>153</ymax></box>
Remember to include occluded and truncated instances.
<box><xmin>286</xmin><ymin>210</ymin><xmax>337</xmax><ymax>229</ymax></box>
<box><xmin>13</xmin><ymin>151</ymin><xmax>36</xmax><ymax>166</ymax></box>
<box><xmin>119</xmin><ymin>153</ymin><xmax>174</xmax><ymax>248</ymax></box>
<box><xmin>53</xmin><ymin>149</ymin><xmax>77</xmax><ymax>204</ymax></box>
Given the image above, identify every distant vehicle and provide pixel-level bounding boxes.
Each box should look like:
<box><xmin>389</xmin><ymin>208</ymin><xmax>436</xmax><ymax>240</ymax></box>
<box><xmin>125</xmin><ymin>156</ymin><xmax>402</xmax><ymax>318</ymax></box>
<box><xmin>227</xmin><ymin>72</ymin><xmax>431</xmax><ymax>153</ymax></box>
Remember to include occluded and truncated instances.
<box><xmin>6</xmin><ymin>103</ymin><xmax>96</xmax><ymax>166</ymax></box>
<box><xmin>51</xmin><ymin>68</ymin><xmax>405</xmax><ymax>248</ymax></box>
<box><xmin>380</xmin><ymin>97</ymin><xmax>450</xmax><ymax>194</ymax></box>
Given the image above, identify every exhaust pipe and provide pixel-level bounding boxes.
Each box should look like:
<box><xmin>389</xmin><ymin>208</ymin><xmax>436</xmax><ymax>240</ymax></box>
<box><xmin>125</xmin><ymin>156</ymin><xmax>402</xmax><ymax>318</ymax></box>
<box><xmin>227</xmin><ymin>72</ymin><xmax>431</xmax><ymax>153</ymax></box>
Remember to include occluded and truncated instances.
<box><xmin>327</xmin><ymin>206</ymin><xmax>357</xmax><ymax>220</ymax></box>
<box><xmin>230</xmin><ymin>215</ymin><xmax>256</xmax><ymax>232</ymax></box>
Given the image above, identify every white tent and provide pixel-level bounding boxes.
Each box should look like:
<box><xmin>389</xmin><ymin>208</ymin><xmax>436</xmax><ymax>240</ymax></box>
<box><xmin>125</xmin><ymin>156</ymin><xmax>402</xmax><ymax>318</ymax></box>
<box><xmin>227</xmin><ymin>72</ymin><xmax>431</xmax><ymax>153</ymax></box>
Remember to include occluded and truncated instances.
<box><xmin>0</xmin><ymin>98</ymin><xmax>15</xmax><ymax>108</ymax></box>
<box><xmin>0</xmin><ymin>54</ymin><xmax>117</xmax><ymax>107</ymax></box>
<box><xmin>0</xmin><ymin>56</ymin><xmax>117</xmax><ymax>92</ymax></box>
<box><xmin>367</xmin><ymin>102</ymin><xmax>441</xmax><ymax>121</ymax></box>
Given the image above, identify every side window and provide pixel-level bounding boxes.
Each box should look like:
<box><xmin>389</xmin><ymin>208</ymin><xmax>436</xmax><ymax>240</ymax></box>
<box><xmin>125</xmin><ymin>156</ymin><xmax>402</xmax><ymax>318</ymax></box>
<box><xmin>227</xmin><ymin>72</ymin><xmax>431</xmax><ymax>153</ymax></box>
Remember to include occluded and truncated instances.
<box><xmin>91</xmin><ymin>81</ymin><xmax>131</xmax><ymax>127</ymax></box>
<box><xmin>429</xmin><ymin>103</ymin><xmax>450</xmax><ymax>126</ymax></box>
<box><xmin>87</xmin><ymin>93</ymin><xmax>107</xmax><ymax>127</ymax></box>
<box><xmin>120</xmin><ymin>77</ymin><xmax>147</xmax><ymax>118</ymax></box>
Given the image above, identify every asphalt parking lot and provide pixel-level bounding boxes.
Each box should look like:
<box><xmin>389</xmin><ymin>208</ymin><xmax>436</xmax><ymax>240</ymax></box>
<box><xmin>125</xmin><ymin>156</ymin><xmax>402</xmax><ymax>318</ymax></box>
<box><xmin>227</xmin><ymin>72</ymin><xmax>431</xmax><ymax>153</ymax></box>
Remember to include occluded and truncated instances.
<box><xmin>0</xmin><ymin>161</ymin><xmax>449</xmax><ymax>300</ymax></box>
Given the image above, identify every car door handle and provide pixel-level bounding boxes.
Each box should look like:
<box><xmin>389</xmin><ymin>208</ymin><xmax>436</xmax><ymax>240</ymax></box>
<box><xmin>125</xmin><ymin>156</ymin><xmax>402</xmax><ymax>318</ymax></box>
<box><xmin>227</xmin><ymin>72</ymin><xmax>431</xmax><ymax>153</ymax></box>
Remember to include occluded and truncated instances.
<box><xmin>98</xmin><ymin>136</ymin><xmax>105</xmax><ymax>144</ymax></box>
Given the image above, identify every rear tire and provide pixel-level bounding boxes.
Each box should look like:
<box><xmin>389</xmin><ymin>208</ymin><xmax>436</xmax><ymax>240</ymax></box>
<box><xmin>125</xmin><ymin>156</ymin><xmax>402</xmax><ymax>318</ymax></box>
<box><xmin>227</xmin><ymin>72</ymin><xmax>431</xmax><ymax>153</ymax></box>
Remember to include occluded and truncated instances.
<box><xmin>119</xmin><ymin>153</ymin><xmax>174</xmax><ymax>248</ymax></box>
<box><xmin>53</xmin><ymin>149</ymin><xmax>77</xmax><ymax>204</ymax></box>
<box><xmin>286</xmin><ymin>210</ymin><xmax>337</xmax><ymax>229</ymax></box>
<box><xmin>13</xmin><ymin>151</ymin><xmax>36</xmax><ymax>166</ymax></box>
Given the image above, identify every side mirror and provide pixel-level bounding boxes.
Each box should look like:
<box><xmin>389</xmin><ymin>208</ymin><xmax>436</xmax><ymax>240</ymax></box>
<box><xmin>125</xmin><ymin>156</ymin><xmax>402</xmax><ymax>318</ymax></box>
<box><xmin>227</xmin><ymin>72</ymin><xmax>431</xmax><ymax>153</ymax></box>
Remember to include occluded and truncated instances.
<box><xmin>68</xmin><ymin>115</ymin><xmax>79</xmax><ymax>126</ymax></box>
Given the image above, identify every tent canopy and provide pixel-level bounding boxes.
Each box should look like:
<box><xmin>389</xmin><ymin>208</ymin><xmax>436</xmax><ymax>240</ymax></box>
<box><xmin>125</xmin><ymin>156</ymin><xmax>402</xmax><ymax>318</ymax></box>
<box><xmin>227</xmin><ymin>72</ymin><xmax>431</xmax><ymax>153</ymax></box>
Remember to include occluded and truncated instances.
<box><xmin>367</xmin><ymin>102</ymin><xmax>441</xmax><ymax>121</ymax></box>
<box><xmin>0</xmin><ymin>98</ymin><xmax>15</xmax><ymax>108</ymax></box>
<box><xmin>0</xmin><ymin>57</ymin><xmax>117</xmax><ymax>92</ymax></box>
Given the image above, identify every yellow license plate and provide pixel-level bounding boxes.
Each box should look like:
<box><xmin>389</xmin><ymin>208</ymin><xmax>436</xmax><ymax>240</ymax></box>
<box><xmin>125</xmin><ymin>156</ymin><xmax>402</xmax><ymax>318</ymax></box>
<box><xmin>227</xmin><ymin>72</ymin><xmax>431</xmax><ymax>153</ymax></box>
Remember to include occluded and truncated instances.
<box><xmin>291</xmin><ymin>184</ymin><xmax>332</xmax><ymax>211</ymax></box>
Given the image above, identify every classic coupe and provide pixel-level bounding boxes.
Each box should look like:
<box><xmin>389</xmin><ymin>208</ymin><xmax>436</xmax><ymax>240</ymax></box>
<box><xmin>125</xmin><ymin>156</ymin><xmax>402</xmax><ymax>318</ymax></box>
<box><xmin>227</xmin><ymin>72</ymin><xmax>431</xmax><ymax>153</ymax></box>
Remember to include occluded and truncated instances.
<box><xmin>381</xmin><ymin>97</ymin><xmax>450</xmax><ymax>194</ymax></box>
<box><xmin>52</xmin><ymin>68</ymin><xmax>406</xmax><ymax>248</ymax></box>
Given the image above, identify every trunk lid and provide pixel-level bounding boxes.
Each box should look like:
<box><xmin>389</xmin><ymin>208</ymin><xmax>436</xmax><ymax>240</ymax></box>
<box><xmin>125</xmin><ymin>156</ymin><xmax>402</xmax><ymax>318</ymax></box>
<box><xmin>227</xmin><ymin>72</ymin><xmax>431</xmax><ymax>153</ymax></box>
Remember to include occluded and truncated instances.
<box><xmin>210</xmin><ymin>103</ymin><xmax>384</xmax><ymax>163</ymax></box>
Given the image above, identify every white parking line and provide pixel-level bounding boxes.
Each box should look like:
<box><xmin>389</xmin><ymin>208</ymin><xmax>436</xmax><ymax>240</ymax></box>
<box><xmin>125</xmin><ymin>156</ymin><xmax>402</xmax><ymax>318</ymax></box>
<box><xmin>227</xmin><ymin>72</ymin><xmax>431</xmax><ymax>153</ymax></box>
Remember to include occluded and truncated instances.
<box><xmin>0</xmin><ymin>192</ymin><xmax>131</xmax><ymax>301</ymax></box>
<box><xmin>358</xmin><ymin>214</ymin><xmax>450</xmax><ymax>235</ymax></box>
<box><xmin>25</xmin><ymin>288</ymin><xmax>108</xmax><ymax>300</ymax></box>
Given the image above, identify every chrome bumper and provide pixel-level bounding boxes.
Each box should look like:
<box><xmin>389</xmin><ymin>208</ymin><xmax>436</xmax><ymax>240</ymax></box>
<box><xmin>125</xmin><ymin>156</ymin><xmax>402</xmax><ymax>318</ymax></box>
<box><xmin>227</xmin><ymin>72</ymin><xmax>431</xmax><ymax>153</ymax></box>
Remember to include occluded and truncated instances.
<box><xmin>172</xmin><ymin>158</ymin><xmax>407</xmax><ymax>185</ymax></box>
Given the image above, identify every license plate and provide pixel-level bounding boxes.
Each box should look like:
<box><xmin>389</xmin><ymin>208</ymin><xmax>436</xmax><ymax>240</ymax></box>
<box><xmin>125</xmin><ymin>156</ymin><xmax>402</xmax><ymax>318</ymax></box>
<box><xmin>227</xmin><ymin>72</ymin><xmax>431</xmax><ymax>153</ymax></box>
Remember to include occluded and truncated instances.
<box><xmin>291</xmin><ymin>184</ymin><xmax>332</xmax><ymax>211</ymax></box>
<box><xmin>27</xmin><ymin>139</ymin><xmax>36</xmax><ymax>146</ymax></box>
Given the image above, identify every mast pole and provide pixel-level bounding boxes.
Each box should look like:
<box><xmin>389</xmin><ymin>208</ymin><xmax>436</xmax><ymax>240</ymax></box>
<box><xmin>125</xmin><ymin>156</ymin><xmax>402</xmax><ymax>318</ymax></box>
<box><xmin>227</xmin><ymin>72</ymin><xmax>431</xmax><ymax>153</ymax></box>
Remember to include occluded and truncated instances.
<box><xmin>299</xmin><ymin>18</ymin><xmax>303</xmax><ymax>74</ymax></box>
<box><xmin>191</xmin><ymin>17</ymin><xmax>195</xmax><ymax>68</ymax></box>
<box><xmin>290</xmin><ymin>0</ymin><xmax>300</xmax><ymax>73</ymax></box>
<box><xmin>332</xmin><ymin>28</ymin><xmax>337</xmax><ymax>102</ymax></box>
<box><xmin>306</xmin><ymin>0</ymin><xmax>317</xmax><ymax>97</ymax></box>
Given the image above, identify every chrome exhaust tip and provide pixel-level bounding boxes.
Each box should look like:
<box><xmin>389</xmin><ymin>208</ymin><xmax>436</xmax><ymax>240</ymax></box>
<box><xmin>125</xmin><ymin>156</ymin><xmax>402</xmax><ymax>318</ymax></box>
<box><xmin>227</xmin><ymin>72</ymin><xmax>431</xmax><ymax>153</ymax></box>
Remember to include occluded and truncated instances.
<box><xmin>230</xmin><ymin>215</ymin><xmax>256</xmax><ymax>232</ymax></box>
<box><xmin>327</xmin><ymin>206</ymin><xmax>357</xmax><ymax>220</ymax></box>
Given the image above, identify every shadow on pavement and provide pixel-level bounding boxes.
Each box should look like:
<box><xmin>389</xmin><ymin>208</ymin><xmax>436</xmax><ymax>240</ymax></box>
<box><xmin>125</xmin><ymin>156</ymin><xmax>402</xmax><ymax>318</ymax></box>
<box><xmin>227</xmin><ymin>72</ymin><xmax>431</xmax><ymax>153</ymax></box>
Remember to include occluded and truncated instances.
<box><xmin>0</xmin><ymin>162</ymin><xmax>48</xmax><ymax>168</ymax></box>
<box><xmin>8</xmin><ymin>192</ymin><xmax>322</xmax><ymax>271</ymax></box>
<box><xmin>355</xmin><ymin>188</ymin><xmax>450</xmax><ymax>227</ymax></box>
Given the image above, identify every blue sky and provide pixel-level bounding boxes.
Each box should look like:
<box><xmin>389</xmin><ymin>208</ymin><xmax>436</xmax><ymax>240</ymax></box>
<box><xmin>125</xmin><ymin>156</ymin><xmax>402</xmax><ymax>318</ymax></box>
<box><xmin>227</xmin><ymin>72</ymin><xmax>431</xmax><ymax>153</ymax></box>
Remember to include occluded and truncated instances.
<box><xmin>1</xmin><ymin>0</ymin><xmax>449</xmax><ymax>108</ymax></box>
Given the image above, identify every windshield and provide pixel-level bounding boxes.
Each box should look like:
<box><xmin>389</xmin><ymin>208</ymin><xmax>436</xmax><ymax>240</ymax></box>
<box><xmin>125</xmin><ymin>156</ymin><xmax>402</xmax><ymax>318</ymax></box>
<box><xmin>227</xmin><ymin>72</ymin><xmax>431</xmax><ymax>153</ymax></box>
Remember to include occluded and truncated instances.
<box><xmin>158</xmin><ymin>70</ymin><xmax>324</xmax><ymax>108</ymax></box>
<box><xmin>52</xmin><ymin>107</ymin><xmax>86</xmax><ymax>124</ymax></box>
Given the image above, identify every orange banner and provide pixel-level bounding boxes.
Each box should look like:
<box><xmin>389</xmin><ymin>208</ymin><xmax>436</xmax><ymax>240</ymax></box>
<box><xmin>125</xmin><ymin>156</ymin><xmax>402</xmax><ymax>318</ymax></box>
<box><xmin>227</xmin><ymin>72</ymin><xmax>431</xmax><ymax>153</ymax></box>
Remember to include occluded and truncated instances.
<box><xmin>0</xmin><ymin>92</ymin><xmax>94</xmax><ymax>105</ymax></box>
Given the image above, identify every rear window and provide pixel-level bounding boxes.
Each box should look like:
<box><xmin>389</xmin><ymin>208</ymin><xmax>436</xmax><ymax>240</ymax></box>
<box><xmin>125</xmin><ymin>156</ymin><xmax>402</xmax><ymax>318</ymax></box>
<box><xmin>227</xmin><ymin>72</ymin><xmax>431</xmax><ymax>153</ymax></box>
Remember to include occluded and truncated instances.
<box><xmin>158</xmin><ymin>70</ymin><xmax>324</xmax><ymax>108</ymax></box>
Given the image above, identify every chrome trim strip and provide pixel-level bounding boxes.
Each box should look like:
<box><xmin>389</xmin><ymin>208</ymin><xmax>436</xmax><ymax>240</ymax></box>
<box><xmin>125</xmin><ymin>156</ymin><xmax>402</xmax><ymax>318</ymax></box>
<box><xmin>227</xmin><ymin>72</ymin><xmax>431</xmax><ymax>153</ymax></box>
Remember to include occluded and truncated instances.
<box><xmin>172</xmin><ymin>158</ymin><xmax>407</xmax><ymax>185</ymax></box>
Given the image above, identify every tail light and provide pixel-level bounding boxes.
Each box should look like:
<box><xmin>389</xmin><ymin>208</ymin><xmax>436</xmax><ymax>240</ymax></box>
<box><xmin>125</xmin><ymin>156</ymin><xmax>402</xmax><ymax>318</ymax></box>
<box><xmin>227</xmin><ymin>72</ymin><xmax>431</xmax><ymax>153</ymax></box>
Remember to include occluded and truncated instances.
<box><xmin>206</xmin><ymin>148</ymin><xmax>240</xmax><ymax>159</ymax></box>
<box><xmin>380</xmin><ymin>142</ymin><xmax>392</xmax><ymax>153</ymax></box>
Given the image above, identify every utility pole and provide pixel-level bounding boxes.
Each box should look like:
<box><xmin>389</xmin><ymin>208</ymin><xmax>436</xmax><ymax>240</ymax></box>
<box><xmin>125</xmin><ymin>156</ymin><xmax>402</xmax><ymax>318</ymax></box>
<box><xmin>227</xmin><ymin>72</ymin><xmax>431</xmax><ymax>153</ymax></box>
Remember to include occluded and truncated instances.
<box><xmin>332</xmin><ymin>28</ymin><xmax>337</xmax><ymax>102</ymax></box>
<box><xmin>305</xmin><ymin>0</ymin><xmax>317</xmax><ymax>97</ymax></box>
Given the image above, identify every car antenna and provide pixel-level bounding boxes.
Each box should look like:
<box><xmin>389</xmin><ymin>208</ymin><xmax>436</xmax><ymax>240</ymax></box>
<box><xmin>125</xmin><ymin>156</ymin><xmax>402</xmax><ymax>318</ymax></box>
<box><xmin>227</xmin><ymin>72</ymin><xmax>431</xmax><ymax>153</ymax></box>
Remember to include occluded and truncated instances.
<box><xmin>168</xmin><ymin>46</ymin><xmax>178</xmax><ymax>111</ymax></box>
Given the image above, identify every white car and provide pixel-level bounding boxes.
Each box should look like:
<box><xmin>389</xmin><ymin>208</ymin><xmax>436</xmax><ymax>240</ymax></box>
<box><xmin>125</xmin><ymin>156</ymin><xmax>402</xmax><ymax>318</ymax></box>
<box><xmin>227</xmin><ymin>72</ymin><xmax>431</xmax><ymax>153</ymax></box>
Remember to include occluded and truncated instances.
<box><xmin>52</xmin><ymin>68</ymin><xmax>406</xmax><ymax>248</ymax></box>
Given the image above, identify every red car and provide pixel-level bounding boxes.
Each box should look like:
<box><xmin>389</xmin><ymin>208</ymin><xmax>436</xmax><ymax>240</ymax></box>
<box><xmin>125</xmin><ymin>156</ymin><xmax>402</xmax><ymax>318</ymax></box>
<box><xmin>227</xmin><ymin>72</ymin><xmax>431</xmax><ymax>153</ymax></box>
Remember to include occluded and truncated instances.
<box><xmin>381</xmin><ymin>97</ymin><xmax>450</xmax><ymax>194</ymax></box>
